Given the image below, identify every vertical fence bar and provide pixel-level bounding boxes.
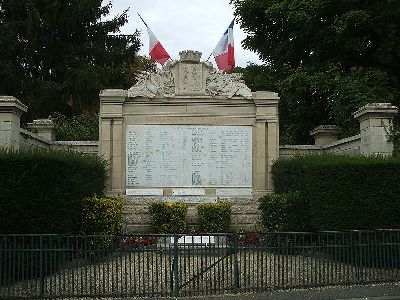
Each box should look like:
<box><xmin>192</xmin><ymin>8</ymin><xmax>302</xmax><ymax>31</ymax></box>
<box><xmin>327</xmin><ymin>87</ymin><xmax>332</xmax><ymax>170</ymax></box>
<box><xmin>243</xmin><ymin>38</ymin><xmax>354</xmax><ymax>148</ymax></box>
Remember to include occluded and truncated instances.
<box><xmin>232</xmin><ymin>233</ymin><xmax>240</xmax><ymax>292</ymax></box>
<box><xmin>173</xmin><ymin>234</ymin><xmax>179</xmax><ymax>297</ymax></box>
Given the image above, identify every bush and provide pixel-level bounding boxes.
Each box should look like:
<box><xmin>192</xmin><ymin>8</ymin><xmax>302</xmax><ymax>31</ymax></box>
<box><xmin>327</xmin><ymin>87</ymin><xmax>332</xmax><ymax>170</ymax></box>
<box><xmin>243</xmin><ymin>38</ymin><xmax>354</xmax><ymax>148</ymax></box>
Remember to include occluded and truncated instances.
<box><xmin>258</xmin><ymin>192</ymin><xmax>311</xmax><ymax>232</ymax></box>
<box><xmin>148</xmin><ymin>202</ymin><xmax>188</xmax><ymax>233</ymax></box>
<box><xmin>81</xmin><ymin>195</ymin><xmax>124</xmax><ymax>235</ymax></box>
<box><xmin>51</xmin><ymin>112</ymin><xmax>99</xmax><ymax>141</ymax></box>
<box><xmin>197</xmin><ymin>202</ymin><xmax>232</xmax><ymax>233</ymax></box>
<box><xmin>272</xmin><ymin>154</ymin><xmax>400</xmax><ymax>230</ymax></box>
<box><xmin>0</xmin><ymin>148</ymin><xmax>107</xmax><ymax>233</ymax></box>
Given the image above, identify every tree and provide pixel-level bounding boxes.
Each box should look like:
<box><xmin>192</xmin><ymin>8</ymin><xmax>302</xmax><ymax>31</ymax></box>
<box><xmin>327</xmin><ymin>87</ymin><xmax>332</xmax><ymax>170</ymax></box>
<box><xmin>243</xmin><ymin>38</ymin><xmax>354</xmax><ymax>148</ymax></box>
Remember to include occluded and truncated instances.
<box><xmin>232</xmin><ymin>0</ymin><xmax>400</xmax><ymax>144</ymax></box>
<box><xmin>0</xmin><ymin>0</ymin><xmax>142</xmax><ymax>120</ymax></box>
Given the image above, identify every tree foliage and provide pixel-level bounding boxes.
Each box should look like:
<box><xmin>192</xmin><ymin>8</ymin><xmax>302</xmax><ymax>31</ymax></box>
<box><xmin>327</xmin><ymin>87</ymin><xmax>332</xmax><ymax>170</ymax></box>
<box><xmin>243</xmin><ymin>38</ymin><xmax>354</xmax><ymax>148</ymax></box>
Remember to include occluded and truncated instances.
<box><xmin>0</xmin><ymin>0</ymin><xmax>144</xmax><ymax>121</ymax></box>
<box><xmin>232</xmin><ymin>0</ymin><xmax>400</xmax><ymax>144</ymax></box>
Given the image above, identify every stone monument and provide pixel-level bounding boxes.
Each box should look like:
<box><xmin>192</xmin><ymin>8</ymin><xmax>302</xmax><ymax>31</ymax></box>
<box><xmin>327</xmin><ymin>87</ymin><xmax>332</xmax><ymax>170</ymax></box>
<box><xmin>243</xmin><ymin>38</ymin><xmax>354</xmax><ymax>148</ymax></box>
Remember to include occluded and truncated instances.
<box><xmin>99</xmin><ymin>50</ymin><xmax>279</xmax><ymax>231</ymax></box>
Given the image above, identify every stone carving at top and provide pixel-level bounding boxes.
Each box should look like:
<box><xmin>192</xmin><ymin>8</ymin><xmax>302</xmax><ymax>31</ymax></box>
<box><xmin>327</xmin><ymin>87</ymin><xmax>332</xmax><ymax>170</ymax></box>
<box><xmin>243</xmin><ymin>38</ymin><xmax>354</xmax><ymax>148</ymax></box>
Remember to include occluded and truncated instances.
<box><xmin>128</xmin><ymin>61</ymin><xmax>176</xmax><ymax>98</ymax></box>
<box><xmin>127</xmin><ymin>50</ymin><xmax>253</xmax><ymax>99</ymax></box>
<box><xmin>205</xmin><ymin>70</ymin><xmax>253</xmax><ymax>99</ymax></box>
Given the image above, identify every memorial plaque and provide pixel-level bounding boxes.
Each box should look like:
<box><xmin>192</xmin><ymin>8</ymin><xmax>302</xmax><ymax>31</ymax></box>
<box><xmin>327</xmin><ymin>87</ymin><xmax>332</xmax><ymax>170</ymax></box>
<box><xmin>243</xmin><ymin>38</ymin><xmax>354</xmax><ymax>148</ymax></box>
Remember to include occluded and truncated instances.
<box><xmin>126</xmin><ymin>125</ymin><xmax>252</xmax><ymax>187</ymax></box>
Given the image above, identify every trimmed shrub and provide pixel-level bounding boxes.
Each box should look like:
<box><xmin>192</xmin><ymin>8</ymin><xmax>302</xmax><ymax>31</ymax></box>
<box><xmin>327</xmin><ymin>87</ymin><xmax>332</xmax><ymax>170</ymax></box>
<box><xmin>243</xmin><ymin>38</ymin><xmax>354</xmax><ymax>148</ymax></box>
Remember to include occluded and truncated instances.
<box><xmin>258</xmin><ymin>192</ymin><xmax>311</xmax><ymax>232</ymax></box>
<box><xmin>272</xmin><ymin>154</ymin><xmax>400</xmax><ymax>230</ymax></box>
<box><xmin>148</xmin><ymin>202</ymin><xmax>188</xmax><ymax>233</ymax></box>
<box><xmin>197</xmin><ymin>203</ymin><xmax>232</xmax><ymax>233</ymax></box>
<box><xmin>81</xmin><ymin>195</ymin><xmax>124</xmax><ymax>235</ymax></box>
<box><xmin>51</xmin><ymin>112</ymin><xmax>99</xmax><ymax>141</ymax></box>
<box><xmin>0</xmin><ymin>148</ymin><xmax>107</xmax><ymax>233</ymax></box>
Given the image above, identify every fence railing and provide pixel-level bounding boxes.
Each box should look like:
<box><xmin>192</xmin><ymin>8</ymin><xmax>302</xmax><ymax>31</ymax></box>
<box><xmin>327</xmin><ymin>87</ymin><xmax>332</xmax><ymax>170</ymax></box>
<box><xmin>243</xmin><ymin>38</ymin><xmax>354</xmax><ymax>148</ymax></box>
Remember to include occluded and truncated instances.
<box><xmin>1</xmin><ymin>230</ymin><xmax>399</xmax><ymax>298</ymax></box>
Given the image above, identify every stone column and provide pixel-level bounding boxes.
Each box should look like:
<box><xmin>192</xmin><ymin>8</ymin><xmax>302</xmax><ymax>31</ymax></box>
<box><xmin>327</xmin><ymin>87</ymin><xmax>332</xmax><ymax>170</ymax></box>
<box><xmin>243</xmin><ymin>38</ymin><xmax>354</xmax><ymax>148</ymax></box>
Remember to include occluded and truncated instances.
<box><xmin>253</xmin><ymin>91</ymin><xmax>279</xmax><ymax>194</ymax></box>
<box><xmin>253</xmin><ymin>118</ymin><xmax>267</xmax><ymax>194</ymax></box>
<box><xmin>310</xmin><ymin>125</ymin><xmax>339</xmax><ymax>146</ymax></box>
<box><xmin>0</xmin><ymin>96</ymin><xmax>27</xmax><ymax>150</ymax></box>
<box><xmin>27</xmin><ymin>119</ymin><xmax>55</xmax><ymax>141</ymax></box>
<box><xmin>99</xmin><ymin>89</ymin><xmax>127</xmax><ymax>195</ymax></box>
<box><xmin>353</xmin><ymin>103</ymin><xmax>399</xmax><ymax>156</ymax></box>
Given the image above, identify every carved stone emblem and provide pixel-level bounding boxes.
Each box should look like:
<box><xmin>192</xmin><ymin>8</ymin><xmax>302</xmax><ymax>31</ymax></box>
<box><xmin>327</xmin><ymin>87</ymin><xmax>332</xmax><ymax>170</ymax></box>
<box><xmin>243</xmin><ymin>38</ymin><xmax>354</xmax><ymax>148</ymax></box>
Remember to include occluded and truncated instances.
<box><xmin>178</xmin><ymin>63</ymin><xmax>203</xmax><ymax>94</ymax></box>
<box><xmin>127</xmin><ymin>50</ymin><xmax>253</xmax><ymax>99</ymax></box>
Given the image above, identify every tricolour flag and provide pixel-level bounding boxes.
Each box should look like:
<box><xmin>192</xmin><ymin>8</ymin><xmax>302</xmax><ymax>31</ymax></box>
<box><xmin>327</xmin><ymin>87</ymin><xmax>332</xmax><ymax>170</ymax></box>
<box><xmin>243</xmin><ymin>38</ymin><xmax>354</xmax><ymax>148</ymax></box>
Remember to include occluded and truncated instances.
<box><xmin>138</xmin><ymin>13</ymin><xmax>170</xmax><ymax>65</ymax></box>
<box><xmin>212</xmin><ymin>18</ymin><xmax>235</xmax><ymax>72</ymax></box>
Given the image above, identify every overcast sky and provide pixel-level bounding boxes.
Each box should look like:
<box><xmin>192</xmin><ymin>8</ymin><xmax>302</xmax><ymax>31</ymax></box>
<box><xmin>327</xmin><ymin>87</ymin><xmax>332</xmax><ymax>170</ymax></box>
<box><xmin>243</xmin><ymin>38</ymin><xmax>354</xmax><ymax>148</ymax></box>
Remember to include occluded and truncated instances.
<box><xmin>104</xmin><ymin>0</ymin><xmax>263</xmax><ymax>67</ymax></box>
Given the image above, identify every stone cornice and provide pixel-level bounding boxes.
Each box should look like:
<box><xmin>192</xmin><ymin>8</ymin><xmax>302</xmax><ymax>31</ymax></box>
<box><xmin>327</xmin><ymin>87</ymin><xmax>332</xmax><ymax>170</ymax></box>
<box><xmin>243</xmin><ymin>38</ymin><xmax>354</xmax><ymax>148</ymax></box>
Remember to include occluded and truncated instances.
<box><xmin>0</xmin><ymin>96</ymin><xmax>28</xmax><ymax>116</ymax></box>
<box><xmin>353</xmin><ymin>103</ymin><xmax>399</xmax><ymax>120</ymax></box>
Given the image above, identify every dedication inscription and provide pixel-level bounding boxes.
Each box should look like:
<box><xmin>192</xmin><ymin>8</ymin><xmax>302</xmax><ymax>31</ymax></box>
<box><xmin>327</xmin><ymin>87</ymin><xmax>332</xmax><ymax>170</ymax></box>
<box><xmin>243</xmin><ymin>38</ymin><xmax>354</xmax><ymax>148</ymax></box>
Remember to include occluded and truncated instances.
<box><xmin>126</xmin><ymin>125</ymin><xmax>252</xmax><ymax>187</ymax></box>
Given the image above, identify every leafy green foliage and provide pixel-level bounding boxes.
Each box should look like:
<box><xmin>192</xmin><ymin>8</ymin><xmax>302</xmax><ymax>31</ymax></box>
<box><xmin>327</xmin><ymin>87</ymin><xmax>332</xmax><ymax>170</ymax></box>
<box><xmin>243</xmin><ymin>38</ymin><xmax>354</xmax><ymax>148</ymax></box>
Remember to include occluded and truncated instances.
<box><xmin>51</xmin><ymin>112</ymin><xmax>99</xmax><ymax>141</ymax></box>
<box><xmin>81</xmin><ymin>195</ymin><xmax>124</xmax><ymax>235</ymax></box>
<box><xmin>272</xmin><ymin>155</ymin><xmax>400</xmax><ymax>230</ymax></box>
<box><xmin>197</xmin><ymin>203</ymin><xmax>232</xmax><ymax>233</ymax></box>
<box><xmin>148</xmin><ymin>202</ymin><xmax>188</xmax><ymax>233</ymax></box>
<box><xmin>0</xmin><ymin>148</ymin><xmax>108</xmax><ymax>233</ymax></box>
<box><xmin>258</xmin><ymin>192</ymin><xmax>311</xmax><ymax>232</ymax></box>
<box><xmin>232</xmin><ymin>0</ymin><xmax>400</xmax><ymax>144</ymax></box>
<box><xmin>0</xmin><ymin>0</ymin><xmax>142</xmax><ymax>120</ymax></box>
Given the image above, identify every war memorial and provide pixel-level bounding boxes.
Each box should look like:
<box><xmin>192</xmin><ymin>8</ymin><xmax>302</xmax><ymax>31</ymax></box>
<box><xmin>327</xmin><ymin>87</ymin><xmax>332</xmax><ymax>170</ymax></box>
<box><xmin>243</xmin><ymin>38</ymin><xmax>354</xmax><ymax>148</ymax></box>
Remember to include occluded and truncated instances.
<box><xmin>99</xmin><ymin>50</ymin><xmax>279</xmax><ymax>231</ymax></box>
<box><xmin>0</xmin><ymin>50</ymin><xmax>398</xmax><ymax>232</ymax></box>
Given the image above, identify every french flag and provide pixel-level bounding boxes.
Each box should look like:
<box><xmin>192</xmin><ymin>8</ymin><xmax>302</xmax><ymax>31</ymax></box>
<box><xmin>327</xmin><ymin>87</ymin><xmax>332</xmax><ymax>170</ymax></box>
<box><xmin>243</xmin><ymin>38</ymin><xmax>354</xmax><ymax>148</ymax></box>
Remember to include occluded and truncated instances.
<box><xmin>147</xmin><ymin>27</ymin><xmax>170</xmax><ymax>65</ymax></box>
<box><xmin>138</xmin><ymin>13</ymin><xmax>170</xmax><ymax>65</ymax></box>
<box><xmin>212</xmin><ymin>18</ymin><xmax>235</xmax><ymax>72</ymax></box>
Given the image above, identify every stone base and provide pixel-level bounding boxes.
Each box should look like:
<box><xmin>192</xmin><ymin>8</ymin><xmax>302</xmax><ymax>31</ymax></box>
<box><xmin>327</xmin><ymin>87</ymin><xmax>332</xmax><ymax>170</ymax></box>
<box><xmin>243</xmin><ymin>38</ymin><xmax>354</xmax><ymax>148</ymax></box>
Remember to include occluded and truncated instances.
<box><xmin>122</xmin><ymin>196</ymin><xmax>262</xmax><ymax>233</ymax></box>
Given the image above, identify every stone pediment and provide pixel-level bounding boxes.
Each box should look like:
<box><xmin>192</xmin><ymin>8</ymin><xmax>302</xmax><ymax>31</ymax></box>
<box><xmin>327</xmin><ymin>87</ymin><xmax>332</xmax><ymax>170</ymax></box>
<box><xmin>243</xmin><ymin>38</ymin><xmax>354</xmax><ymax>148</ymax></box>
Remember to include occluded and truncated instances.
<box><xmin>128</xmin><ymin>50</ymin><xmax>253</xmax><ymax>99</ymax></box>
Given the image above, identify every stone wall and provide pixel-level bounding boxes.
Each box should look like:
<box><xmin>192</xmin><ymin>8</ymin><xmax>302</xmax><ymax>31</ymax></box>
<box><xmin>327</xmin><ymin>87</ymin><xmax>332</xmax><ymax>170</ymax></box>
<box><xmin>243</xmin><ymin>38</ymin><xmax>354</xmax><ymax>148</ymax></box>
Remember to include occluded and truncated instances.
<box><xmin>280</xmin><ymin>103</ymin><xmax>398</xmax><ymax>158</ymax></box>
<box><xmin>1</xmin><ymin>79</ymin><xmax>398</xmax><ymax>234</ymax></box>
<box><xmin>52</xmin><ymin>141</ymin><xmax>98</xmax><ymax>155</ymax></box>
<box><xmin>123</xmin><ymin>196</ymin><xmax>260</xmax><ymax>233</ymax></box>
<box><xmin>0</xmin><ymin>96</ymin><xmax>98</xmax><ymax>154</ymax></box>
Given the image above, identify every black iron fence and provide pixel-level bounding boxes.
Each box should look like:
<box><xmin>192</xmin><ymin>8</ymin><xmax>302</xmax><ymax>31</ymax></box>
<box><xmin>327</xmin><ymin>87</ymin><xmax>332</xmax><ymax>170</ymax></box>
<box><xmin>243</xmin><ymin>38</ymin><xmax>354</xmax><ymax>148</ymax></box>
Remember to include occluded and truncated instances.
<box><xmin>1</xmin><ymin>230</ymin><xmax>399</xmax><ymax>298</ymax></box>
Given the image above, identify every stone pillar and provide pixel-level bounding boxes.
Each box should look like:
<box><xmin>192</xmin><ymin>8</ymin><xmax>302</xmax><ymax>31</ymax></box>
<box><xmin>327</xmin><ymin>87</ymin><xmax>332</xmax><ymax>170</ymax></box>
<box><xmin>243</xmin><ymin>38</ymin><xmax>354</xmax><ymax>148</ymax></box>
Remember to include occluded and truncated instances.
<box><xmin>0</xmin><ymin>96</ymin><xmax>27</xmax><ymax>150</ymax></box>
<box><xmin>27</xmin><ymin>119</ymin><xmax>55</xmax><ymax>141</ymax></box>
<box><xmin>253</xmin><ymin>91</ymin><xmax>279</xmax><ymax>194</ymax></box>
<box><xmin>253</xmin><ymin>118</ymin><xmax>267</xmax><ymax>194</ymax></box>
<box><xmin>99</xmin><ymin>89</ymin><xmax>127</xmax><ymax>195</ymax></box>
<box><xmin>353</xmin><ymin>103</ymin><xmax>399</xmax><ymax>156</ymax></box>
<box><xmin>310</xmin><ymin>125</ymin><xmax>339</xmax><ymax>146</ymax></box>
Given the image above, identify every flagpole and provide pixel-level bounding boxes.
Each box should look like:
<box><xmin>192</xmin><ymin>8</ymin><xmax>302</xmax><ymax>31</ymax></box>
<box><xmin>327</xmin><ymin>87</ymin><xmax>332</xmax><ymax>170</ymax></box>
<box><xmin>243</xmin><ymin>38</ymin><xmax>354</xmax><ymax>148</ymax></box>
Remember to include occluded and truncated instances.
<box><xmin>206</xmin><ymin>53</ymin><xmax>213</xmax><ymax>62</ymax></box>
<box><xmin>137</xmin><ymin>13</ymin><xmax>148</xmax><ymax>28</ymax></box>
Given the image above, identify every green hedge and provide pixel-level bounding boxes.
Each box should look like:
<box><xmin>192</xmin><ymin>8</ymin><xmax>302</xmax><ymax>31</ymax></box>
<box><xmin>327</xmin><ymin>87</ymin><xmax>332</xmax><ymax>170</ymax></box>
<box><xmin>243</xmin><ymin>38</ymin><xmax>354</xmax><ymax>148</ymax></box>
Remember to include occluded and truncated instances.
<box><xmin>51</xmin><ymin>112</ymin><xmax>99</xmax><ymax>141</ymax></box>
<box><xmin>272</xmin><ymin>155</ymin><xmax>400</xmax><ymax>230</ymax></box>
<box><xmin>258</xmin><ymin>192</ymin><xmax>311</xmax><ymax>232</ymax></box>
<box><xmin>148</xmin><ymin>202</ymin><xmax>188</xmax><ymax>233</ymax></box>
<box><xmin>81</xmin><ymin>195</ymin><xmax>124</xmax><ymax>235</ymax></box>
<box><xmin>197</xmin><ymin>203</ymin><xmax>232</xmax><ymax>233</ymax></box>
<box><xmin>0</xmin><ymin>148</ymin><xmax>107</xmax><ymax>233</ymax></box>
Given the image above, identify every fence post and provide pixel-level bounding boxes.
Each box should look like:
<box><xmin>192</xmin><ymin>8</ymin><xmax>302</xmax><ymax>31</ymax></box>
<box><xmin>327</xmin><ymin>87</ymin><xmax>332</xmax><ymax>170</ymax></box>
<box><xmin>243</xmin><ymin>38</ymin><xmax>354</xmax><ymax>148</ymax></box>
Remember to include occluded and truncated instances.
<box><xmin>358</xmin><ymin>231</ymin><xmax>363</xmax><ymax>281</ymax></box>
<box><xmin>39</xmin><ymin>236</ymin><xmax>44</xmax><ymax>297</ymax></box>
<box><xmin>173</xmin><ymin>234</ymin><xmax>179</xmax><ymax>297</ymax></box>
<box><xmin>233</xmin><ymin>233</ymin><xmax>240</xmax><ymax>292</ymax></box>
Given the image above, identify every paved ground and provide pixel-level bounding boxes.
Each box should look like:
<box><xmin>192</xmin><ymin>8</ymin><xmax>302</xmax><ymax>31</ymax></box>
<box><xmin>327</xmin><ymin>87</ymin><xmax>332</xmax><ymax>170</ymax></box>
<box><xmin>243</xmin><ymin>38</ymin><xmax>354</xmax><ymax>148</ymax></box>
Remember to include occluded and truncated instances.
<box><xmin>51</xmin><ymin>282</ymin><xmax>400</xmax><ymax>300</ymax></box>
<box><xmin>164</xmin><ymin>282</ymin><xmax>400</xmax><ymax>300</ymax></box>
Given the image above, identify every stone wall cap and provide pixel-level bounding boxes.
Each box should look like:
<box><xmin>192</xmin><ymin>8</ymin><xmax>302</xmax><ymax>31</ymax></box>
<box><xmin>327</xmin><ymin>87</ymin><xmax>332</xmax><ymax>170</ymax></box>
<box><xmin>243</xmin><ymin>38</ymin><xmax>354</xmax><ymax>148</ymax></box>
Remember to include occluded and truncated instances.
<box><xmin>0</xmin><ymin>95</ymin><xmax>28</xmax><ymax>114</ymax></box>
<box><xmin>100</xmin><ymin>89</ymin><xmax>127</xmax><ymax>97</ymax></box>
<box><xmin>322</xmin><ymin>134</ymin><xmax>361</xmax><ymax>149</ymax></box>
<box><xmin>253</xmin><ymin>91</ymin><xmax>279</xmax><ymax>99</ymax></box>
<box><xmin>353</xmin><ymin>102</ymin><xmax>399</xmax><ymax>119</ymax></box>
<box><xmin>53</xmin><ymin>141</ymin><xmax>99</xmax><ymax>146</ymax></box>
<box><xmin>310</xmin><ymin>125</ymin><xmax>340</xmax><ymax>136</ymax></box>
<box><xmin>280</xmin><ymin>145</ymin><xmax>321</xmax><ymax>150</ymax></box>
<box><xmin>28</xmin><ymin>119</ymin><xmax>54</xmax><ymax>129</ymax></box>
